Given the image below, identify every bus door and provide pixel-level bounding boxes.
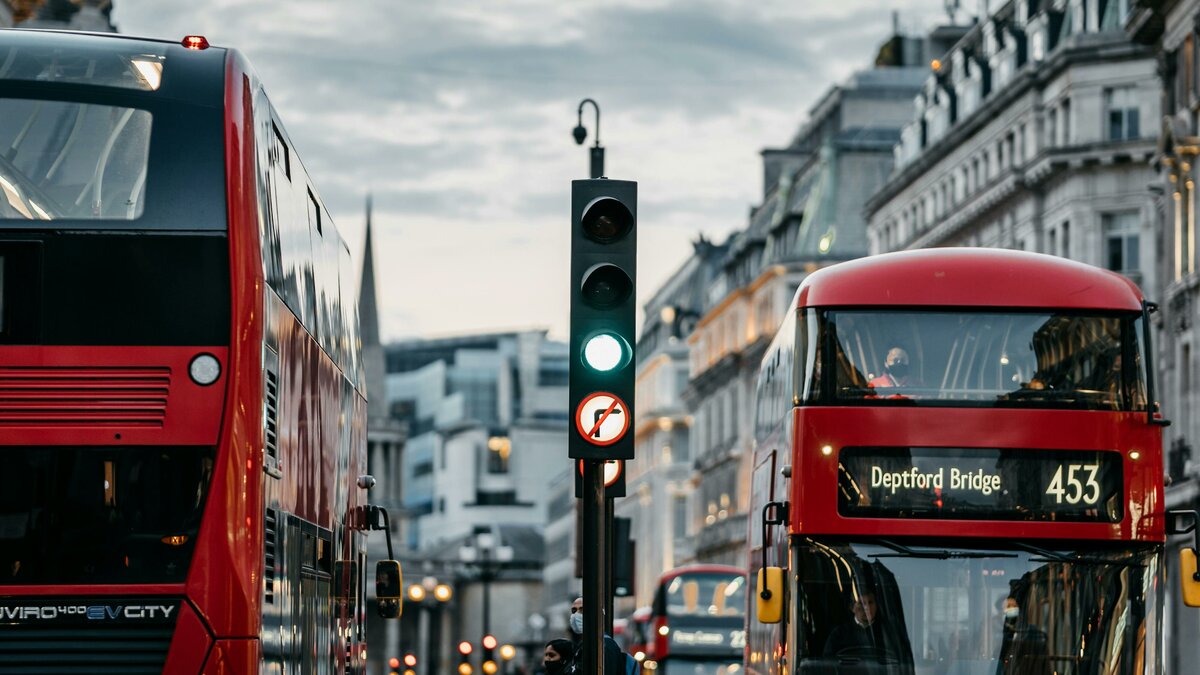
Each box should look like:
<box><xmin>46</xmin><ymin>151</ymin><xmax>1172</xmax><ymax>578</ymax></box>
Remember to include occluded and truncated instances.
<box><xmin>748</xmin><ymin>449</ymin><xmax>780</xmax><ymax>675</ymax></box>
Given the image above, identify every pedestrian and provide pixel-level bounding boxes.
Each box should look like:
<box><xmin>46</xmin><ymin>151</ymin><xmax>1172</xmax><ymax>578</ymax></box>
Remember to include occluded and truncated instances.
<box><xmin>567</xmin><ymin>597</ymin><xmax>635</xmax><ymax>675</ymax></box>
<box><xmin>543</xmin><ymin>638</ymin><xmax>575</xmax><ymax>675</ymax></box>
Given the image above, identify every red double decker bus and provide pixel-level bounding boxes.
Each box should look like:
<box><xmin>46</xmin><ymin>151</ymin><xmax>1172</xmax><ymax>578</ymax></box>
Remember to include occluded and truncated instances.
<box><xmin>643</xmin><ymin>565</ymin><xmax>746</xmax><ymax>675</ymax></box>
<box><xmin>747</xmin><ymin>249</ymin><xmax>1175</xmax><ymax>675</ymax></box>
<box><xmin>0</xmin><ymin>30</ymin><xmax>397</xmax><ymax>673</ymax></box>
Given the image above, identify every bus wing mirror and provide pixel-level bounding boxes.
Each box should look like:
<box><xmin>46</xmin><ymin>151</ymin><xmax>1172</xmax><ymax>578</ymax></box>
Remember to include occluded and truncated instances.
<box><xmin>756</xmin><ymin>567</ymin><xmax>783</xmax><ymax>624</ymax></box>
<box><xmin>375</xmin><ymin>559</ymin><xmax>403</xmax><ymax>619</ymax></box>
<box><xmin>1167</xmin><ymin>510</ymin><xmax>1200</xmax><ymax>607</ymax></box>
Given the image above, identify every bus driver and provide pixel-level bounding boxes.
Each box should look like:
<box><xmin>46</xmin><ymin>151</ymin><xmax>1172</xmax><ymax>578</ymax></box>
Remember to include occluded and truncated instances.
<box><xmin>870</xmin><ymin>347</ymin><xmax>918</xmax><ymax>388</ymax></box>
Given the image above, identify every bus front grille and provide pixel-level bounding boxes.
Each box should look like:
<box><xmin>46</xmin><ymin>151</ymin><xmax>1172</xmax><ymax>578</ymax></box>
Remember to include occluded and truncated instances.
<box><xmin>0</xmin><ymin>365</ymin><xmax>170</xmax><ymax>427</ymax></box>
<box><xmin>0</xmin><ymin>623</ymin><xmax>175</xmax><ymax>674</ymax></box>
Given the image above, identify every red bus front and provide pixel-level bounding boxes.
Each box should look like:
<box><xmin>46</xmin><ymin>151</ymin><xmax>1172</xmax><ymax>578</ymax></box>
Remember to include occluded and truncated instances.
<box><xmin>748</xmin><ymin>250</ymin><xmax>1167</xmax><ymax>675</ymax></box>
<box><xmin>0</xmin><ymin>30</ymin><xmax>373</xmax><ymax>673</ymax></box>
<box><xmin>646</xmin><ymin>566</ymin><xmax>747</xmax><ymax>675</ymax></box>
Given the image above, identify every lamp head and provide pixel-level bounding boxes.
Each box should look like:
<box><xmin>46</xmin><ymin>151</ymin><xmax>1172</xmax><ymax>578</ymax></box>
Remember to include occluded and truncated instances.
<box><xmin>573</xmin><ymin>124</ymin><xmax>587</xmax><ymax>145</ymax></box>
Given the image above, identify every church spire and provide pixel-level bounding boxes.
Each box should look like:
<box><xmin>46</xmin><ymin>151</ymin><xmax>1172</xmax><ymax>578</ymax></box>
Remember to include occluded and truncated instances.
<box><xmin>359</xmin><ymin>194</ymin><xmax>382</xmax><ymax>349</ymax></box>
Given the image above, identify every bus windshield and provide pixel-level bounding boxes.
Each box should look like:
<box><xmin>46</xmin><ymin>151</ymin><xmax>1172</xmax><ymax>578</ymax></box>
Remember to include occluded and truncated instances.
<box><xmin>792</xmin><ymin>538</ymin><xmax>1160</xmax><ymax>675</ymax></box>
<box><xmin>0</xmin><ymin>98</ymin><xmax>152</xmax><ymax>220</ymax></box>
<box><xmin>825</xmin><ymin>310</ymin><xmax>1147</xmax><ymax>410</ymax></box>
<box><xmin>665</xmin><ymin>572</ymin><xmax>747</xmax><ymax>618</ymax></box>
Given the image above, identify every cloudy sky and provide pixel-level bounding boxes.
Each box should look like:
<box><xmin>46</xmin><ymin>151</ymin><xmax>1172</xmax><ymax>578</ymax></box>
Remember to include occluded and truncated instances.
<box><xmin>112</xmin><ymin>0</ymin><xmax>950</xmax><ymax>342</ymax></box>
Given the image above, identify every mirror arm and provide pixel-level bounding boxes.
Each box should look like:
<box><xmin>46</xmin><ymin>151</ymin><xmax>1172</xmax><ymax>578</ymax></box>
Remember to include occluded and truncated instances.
<box><xmin>1143</xmin><ymin>301</ymin><xmax>1171</xmax><ymax>427</ymax></box>
<box><xmin>367</xmin><ymin>504</ymin><xmax>395</xmax><ymax>561</ymax></box>
<box><xmin>1168</xmin><ymin>510</ymin><xmax>1200</xmax><ymax>580</ymax></box>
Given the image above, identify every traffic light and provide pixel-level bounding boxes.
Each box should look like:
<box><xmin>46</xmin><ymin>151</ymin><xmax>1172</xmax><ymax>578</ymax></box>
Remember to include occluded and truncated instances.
<box><xmin>389</xmin><ymin>656</ymin><xmax>401</xmax><ymax>675</ymax></box>
<box><xmin>569</xmin><ymin>179</ymin><xmax>637</xmax><ymax>461</ymax></box>
<box><xmin>458</xmin><ymin>641</ymin><xmax>474</xmax><ymax>675</ymax></box>
<box><xmin>481</xmin><ymin>634</ymin><xmax>498</xmax><ymax>674</ymax></box>
<box><xmin>404</xmin><ymin>653</ymin><xmax>417</xmax><ymax>675</ymax></box>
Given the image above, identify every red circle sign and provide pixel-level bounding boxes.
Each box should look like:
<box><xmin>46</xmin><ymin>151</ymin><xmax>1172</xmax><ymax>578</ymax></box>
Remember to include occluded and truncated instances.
<box><xmin>574</xmin><ymin>391</ymin><xmax>630</xmax><ymax>446</ymax></box>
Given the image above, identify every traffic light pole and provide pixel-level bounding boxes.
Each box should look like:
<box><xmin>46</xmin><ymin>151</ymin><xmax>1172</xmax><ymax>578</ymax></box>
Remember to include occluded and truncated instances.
<box><xmin>604</xmin><ymin>497</ymin><xmax>614</xmax><ymax>635</ymax></box>
<box><xmin>582</xmin><ymin>460</ymin><xmax>607</xmax><ymax>675</ymax></box>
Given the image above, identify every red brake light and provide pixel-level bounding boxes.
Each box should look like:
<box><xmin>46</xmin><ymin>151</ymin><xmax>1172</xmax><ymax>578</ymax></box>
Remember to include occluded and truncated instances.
<box><xmin>182</xmin><ymin>35</ymin><xmax>210</xmax><ymax>50</ymax></box>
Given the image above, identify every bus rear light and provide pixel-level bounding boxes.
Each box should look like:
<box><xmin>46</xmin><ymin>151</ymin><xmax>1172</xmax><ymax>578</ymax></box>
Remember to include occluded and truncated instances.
<box><xmin>161</xmin><ymin>535</ymin><xmax>188</xmax><ymax>546</ymax></box>
<box><xmin>182</xmin><ymin>35</ymin><xmax>210</xmax><ymax>50</ymax></box>
<box><xmin>189</xmin><ymin>353</ymin><xmax>221</xmax><ymax>385</ymax></box>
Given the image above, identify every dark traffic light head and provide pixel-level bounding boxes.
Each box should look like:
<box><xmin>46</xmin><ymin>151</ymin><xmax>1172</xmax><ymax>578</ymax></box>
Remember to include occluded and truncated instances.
<box><xmin>569</xmin><ymin>179</ymin><xmax>637</xmax><ymax>462</ymax></box>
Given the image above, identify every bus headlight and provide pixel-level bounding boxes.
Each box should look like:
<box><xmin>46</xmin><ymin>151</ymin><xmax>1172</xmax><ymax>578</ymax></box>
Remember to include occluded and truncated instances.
<box><xmin>189</xmin><ymin>353</ymin><xmax>221</xmax><ymax>386</ymax></box>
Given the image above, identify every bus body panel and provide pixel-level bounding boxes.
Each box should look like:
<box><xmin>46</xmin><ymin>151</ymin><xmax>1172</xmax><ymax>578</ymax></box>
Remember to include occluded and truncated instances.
<box><xmin>0</xmin><ymin>346</ymin><xmax>227</xmax><ymax>446</ymax></box>
<box><xmin>182</xmin><ymin>48</ymin><xmax>267</xmax><ymax>642</ymax></box>
<box><xmin>163</xmin><ymin>601</ymin><xmax>216</xmax><ymax>673</ymax></box>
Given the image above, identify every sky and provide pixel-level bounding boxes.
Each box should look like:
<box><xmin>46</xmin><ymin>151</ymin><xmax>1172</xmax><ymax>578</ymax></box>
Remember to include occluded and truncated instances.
<box><xmin>112</xmin><ymin>0</ymin><xmax>952</xmax><ymax>342</ymax></box>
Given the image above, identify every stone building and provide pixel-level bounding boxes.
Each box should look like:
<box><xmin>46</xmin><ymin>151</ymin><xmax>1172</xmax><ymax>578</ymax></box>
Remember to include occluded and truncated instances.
<box><xmin>683</xmin><ymin>30</ymin><xmax>940</xmax><ymax>564</ymax></box>
<box><xmin>614</xmin><ymin>236</ymin><xmax>727</xmax><ymax>615</ymax></box>
<box><xmin>1128</xmin><ymin>0</ymin><xmax>1200</xmax><ymax>669</ymax></box>
<box><xmin>866</xmin><ymin>0</ymin><xmax>1160</xmax><ymax>316</ymax></box>
<box><xmin>8</xmin><ymin>0</ymin><xmax>115</xmax><ymax>31</ymax></box>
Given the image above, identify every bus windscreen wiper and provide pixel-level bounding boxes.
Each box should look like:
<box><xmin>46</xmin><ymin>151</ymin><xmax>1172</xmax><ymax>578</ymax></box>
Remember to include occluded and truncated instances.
<box><xmin>1012</xmin><ymin>542</ymin><xmax>1145</xmax><ymax>567</ymax></box>
<box><xmin>871</xmin><ymin>539</ymin><xmax>1017</xmax><ymax>560</ymax></box>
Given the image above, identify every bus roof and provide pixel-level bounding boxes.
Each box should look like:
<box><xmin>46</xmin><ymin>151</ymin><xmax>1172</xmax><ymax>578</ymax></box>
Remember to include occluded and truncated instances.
<box><xmin>795</xmin><ymin>248</ymin><xmax>1145</xmax><ymax>311</ymax></box>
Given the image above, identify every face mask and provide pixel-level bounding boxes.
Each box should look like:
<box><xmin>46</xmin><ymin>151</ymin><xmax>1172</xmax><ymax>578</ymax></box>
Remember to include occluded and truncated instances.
<box><xmin>887</xmin><ymin>362</ymin><xmax>909</xmax><ymax>378</ymax></box>
<box><xmin>570</xmin><ymin>612</ymin><xmax>584</xmax><ymax>635</ymax></box>
<box><xmin>1004</xmin><ymin>607</ymin><xmax>1019</xmax><ymax>620</ymax></box>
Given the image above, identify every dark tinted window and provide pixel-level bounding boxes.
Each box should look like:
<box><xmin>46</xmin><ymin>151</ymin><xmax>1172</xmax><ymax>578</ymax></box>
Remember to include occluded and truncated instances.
<box><xmin>0</xmin><ymin>445</ymin><xmax>214</xmax><ymax>585</ymax></box>
<box><xmin>1</xmin><ymin>233</ymin><xmax>229</xmax><ymax>345</ymax></box>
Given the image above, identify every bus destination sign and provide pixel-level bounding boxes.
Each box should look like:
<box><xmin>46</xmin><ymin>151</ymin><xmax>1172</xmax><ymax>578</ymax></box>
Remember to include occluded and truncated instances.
<box><xmin>838</xmin><ymin>446</ymin><xmax>1123</xmax><ymax>522</ymax></box>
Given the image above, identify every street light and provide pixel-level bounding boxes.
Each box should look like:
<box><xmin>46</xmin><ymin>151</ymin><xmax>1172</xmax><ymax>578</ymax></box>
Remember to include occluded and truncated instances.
<box><xmin>459</xmin><ymin>531</ymin><xmax>514</xmax><ymax>639</ymax></box>
<box><xmin>573</xmin><ymin>98</ymin><xmax>605</xmax><ymax>179</ymax></box>
<box><xmin>407</xmin><ymin>575</ymin><xmax>453</xmax><ymax>675</ymax></box>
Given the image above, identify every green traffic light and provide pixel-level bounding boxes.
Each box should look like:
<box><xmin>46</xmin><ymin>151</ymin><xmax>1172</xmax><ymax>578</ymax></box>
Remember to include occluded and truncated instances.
<box><xmin>584</xmin><ymin>333</ymin><xmax>625</xmax><ymax>372</ymax></box>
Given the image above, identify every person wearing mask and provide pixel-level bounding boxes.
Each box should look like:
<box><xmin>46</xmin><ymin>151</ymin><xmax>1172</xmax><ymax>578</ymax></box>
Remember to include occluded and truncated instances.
<box><xmin>567</xmin><ymin>596</ymin><xmax>633</xmax><ymax>675</ymax></box>
<box><xmin>543</xmin><ymin>638</ymin><xmax>575</xmax><ymax>675</ymax></box>
<box><xmin>870</xmin><ymin>347</ymin><xmax>918</xmax><ymax>389</ymax></box>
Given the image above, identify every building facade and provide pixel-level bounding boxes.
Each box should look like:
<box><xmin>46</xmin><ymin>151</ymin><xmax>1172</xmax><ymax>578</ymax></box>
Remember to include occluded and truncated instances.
<box><xmin>683</xmin><ymin>34</ymin><xmax>937</xmax><ymax>565</ymax></box>
<box><xmin>7</xmin><ymin>0</ymin><xmax>115</xmax><ymax>31</ymax></box>
<box><xmin>1128</xmin><ymin>0</ymin><xmax>1200</xmax><ymax>670</ymax></box>
<box><xmin>867</xmin><ymin>1</ymin><xmax>1160</xmax><ymax>317</ymax></box>
<box><xmin>614</xmin><ymin>237</ymin><xmax>727</xmax><ymax>616</ymax></box>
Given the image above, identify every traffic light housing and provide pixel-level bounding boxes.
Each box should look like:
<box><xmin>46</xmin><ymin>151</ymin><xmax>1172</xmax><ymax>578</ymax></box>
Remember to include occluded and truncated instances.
<box><xmin>570</xmin><ymin>179</ymin><xmax>637</xmax><ymax>461</ymax></box>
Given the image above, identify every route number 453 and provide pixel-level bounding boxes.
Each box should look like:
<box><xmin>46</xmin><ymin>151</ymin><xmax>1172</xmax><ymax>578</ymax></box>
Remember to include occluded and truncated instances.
<box><xmin>1046</xmin><ymin>464</ymin><xmax>1101</xmax><ymax>505</ymax></box>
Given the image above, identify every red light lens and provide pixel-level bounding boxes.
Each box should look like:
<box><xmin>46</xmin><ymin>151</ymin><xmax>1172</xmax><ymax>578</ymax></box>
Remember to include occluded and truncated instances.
<box><xmin>458</xmin><ymin>641</ymin><xmax>473</xmax><ymax>655</ymax></box>
<box><xmin>390</xmin><ymin>658</ymin><xmax>401</xmax><ymax>669</ymax></box>
<box><xmin>182</xmin><ymin>35</ymin><xmax>210</xmax><ymax>50</ymax></box>
<box><xmin>483</xmin><ymin>635</ymin><xmax>498</xmax><ymax>650</ymax></box>
<box><xmin>404</xmin><ymin>655</ymin><xmax>418</xmax><ymax>668</ymax></box>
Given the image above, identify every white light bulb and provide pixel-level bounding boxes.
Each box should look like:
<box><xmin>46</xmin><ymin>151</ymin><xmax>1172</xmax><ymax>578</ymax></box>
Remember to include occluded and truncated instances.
<box><xmin>584</xmin><ymin>334</ymin><xmax>624</xmax><ymax>371</ymax></box>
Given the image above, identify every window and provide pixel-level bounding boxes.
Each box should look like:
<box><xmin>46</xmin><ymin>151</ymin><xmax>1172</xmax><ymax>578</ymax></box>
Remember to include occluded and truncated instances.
<box><xmin>486</xmin><ymin>437</ymin><xmax>510</xmax><ymax>474</ymax></box>
<box><xmin>413</xmin><ymin>461</ymin><xmax>433</xmax><ymax>478</ymax></box>
<box><xmin>1105</xmin><ymin>87</ymin><xmax>1140</xmax><ymax>141</ymax></box>
<box><xmin>1062</xmin><ymin>220</ymin><xmax>1071</xmax><ymax>257</ymax></box>
<box><xmin>1061</xmin><ymin>98</ymin><xmax>1071</xmax><ymax>144</ymax></box>
<box><xmin>1102</xmin><ymin>212</ymin><xmax>1140</xmax><ymax>274</ymax></box>
<box><xmin>0</xmin><ymin>99</ymin><xmax>152</xmax><ymax>220</ymax></box>
<box><xmin>673</xmin><ymin>495</ymin><xmax>690</xmax><ymax>541</ymax></box>
<box><xmin>307</xmin><ymin>189</ymin><xmax>322</xmax><ymax>235</ymax></box>
<box><xmin>272</xmin><ymin>122</ymin><xmax>290</xmax><ymax>179</ymax></box>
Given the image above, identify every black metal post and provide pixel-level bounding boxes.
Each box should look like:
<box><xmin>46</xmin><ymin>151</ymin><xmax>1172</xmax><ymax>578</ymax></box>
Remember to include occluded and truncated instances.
<box><xmin>604</xmin><ymin>497</ymin><xmax>614</xmax><ymax>635</ymax></box>
<box><xmin>482</xmin><ymin>551</ymin><xmax>492</xmax><ymax>639</ymax></box>
<box><xmin>582</xmin><ymin>460</ymin><xmax>606</xmax><ymax>675</ymax></box>
<box><xmin>575</xmin><ymin>99</ymin><xmax>605</xmax><ymax>179</ymax></box>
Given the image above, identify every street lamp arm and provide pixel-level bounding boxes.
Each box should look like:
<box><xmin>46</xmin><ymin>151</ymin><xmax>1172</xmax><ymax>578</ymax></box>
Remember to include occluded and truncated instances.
<box><xmin>577</xmin><ymin>98</ymin><xmax>601</xmax><ymax>147</ymax></box>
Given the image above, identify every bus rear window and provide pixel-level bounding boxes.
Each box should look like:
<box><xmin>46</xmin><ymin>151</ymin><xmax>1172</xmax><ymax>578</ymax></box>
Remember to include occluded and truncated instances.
<box><xmin>0</xmin><ymin>99</ymin><xmax>152</xmax><ymax>220</ymax></box>
<box><xmin>826</xmin><ymin>310</ymin><xmax>1146</xmax><ymax>411</ymax></box>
